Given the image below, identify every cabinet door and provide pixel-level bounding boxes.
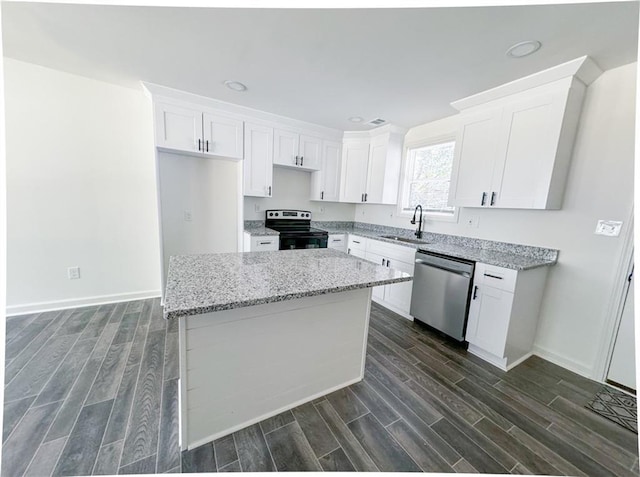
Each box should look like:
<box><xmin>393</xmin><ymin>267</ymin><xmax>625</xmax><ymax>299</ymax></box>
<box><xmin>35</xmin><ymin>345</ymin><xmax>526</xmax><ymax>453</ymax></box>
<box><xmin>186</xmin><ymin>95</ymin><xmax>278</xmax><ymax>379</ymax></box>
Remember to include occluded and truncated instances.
<box><xmin>298</xmin><ymin>135</ymin><xmax>322</xmax><ymax>170</ymax></box>
<box><xmin>243</xmin><ymin>123</ymin><xmax>273</xmax><ymax>197</ymax></box>
<box><xmin>466</xmin><ymin>285</ymin><xmax>513</xmax><ymax>357</ymax></box>
<box><xmin>155</xmin><ymin>102</ymin><xmax>202</xmax><ymax>153</ymax></box>
<box><xmin>202</xmin><ymin>113</ymin><xmax>243</xmax><ymax>159</ymax></box>
<box><xmin>365</xmin><ymin>135</ymin><xmax>388</xmax><ymax>204</ymax></box>
<box><xmin>312</xmin><ymin>141</ymin><xmax>342</xmax><ymax>201</ymax></box>
<box><xmin>273</xmin><ymin>129</ymin><xmax>299</xmax><ymax>167</ymax></box>
<box><xmin>251</xmin><ymin>236</ymin><xmax>279</xmax><ymax>252</ymax></box>
<box><xmin>492</xmin><ymin>91</ymin><xmax>566</xmax><ymax>208</ymax></box>
<box><xmin>384</xmin><ymin>259</ymin><xmax>414</xmax><ymax>315</ymax></box>
<box><xmin>448</xmin><ymin>109</ymin><xmax>501</xmax><ymax>207</ymax></box>
<box><xmin>341</xmin><ymin>140</ymin><xmax>370</xmax><ymax>203</ymax></box>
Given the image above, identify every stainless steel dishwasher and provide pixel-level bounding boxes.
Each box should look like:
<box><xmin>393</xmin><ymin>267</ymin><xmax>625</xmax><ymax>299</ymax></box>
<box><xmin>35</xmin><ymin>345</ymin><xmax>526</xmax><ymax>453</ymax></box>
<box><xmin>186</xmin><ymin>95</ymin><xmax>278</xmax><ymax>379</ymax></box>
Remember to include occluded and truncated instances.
<box><xmin>410</xmin><ymin>250</ymin><xmax>475</xmax><ymax>341</ymax></box>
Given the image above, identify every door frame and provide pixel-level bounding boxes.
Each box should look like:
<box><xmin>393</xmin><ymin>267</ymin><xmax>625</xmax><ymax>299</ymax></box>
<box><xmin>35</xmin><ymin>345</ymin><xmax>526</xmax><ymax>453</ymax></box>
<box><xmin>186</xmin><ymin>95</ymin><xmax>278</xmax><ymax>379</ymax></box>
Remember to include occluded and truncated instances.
<box><xmin>594</xmin><ymin>206</ymin><xmax>634</xmax><ymax>382</ymax></box>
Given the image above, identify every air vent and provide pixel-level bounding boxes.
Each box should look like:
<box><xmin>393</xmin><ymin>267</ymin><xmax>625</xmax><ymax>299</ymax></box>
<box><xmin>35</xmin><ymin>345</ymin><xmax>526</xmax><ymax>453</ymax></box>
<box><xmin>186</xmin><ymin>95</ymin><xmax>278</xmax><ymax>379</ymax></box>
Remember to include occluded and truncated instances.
<box><xmin>368</xmin><ymin>118</ymin><xmax>386</xmax><ymax>126</ymax></box>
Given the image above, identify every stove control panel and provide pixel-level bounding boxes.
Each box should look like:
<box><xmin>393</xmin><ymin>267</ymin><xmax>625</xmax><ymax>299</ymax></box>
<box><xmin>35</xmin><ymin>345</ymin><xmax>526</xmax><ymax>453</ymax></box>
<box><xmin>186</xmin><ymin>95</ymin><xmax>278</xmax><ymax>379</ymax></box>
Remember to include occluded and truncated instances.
<box><xmin>266</xmin><ymin>210</ymin><xmax>312</xmax><ymax>220</ymax></box>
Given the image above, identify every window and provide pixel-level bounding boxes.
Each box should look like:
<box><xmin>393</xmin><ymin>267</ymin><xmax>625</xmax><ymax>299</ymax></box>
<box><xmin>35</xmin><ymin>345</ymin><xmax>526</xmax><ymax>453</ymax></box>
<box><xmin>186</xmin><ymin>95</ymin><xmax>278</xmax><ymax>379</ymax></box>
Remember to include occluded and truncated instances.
<box><xmin>400</xmin><ymin>139</ymin><xmax>456</xmax><ymax>218</ymax></box>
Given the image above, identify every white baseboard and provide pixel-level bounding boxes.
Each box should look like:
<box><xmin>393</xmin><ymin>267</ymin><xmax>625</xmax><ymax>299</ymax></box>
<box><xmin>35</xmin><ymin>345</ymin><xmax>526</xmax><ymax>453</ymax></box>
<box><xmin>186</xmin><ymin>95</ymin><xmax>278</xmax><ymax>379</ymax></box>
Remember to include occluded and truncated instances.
<box><xmin>6</xmin><ymin>290</ymin><xmax>162</xmax><ymax>317</ymax></box>
<box><xmin>532</xmin><ymin>344</ymin><xmax>594</xmax><ymax>380</ymax></box>
<box><xmin>371</xmin><ymin>297</ymin><xmax>414</xmax><ymax>321</ymax></box>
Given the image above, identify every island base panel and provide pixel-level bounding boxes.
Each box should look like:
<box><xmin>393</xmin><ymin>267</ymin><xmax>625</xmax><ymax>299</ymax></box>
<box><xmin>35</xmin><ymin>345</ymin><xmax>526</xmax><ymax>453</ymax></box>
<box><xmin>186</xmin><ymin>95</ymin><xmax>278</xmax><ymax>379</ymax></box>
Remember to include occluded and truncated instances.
<box><xmin>179</xmin><ymin>288</ymin><xmax>372</xmax><ymax>449</ymax></box>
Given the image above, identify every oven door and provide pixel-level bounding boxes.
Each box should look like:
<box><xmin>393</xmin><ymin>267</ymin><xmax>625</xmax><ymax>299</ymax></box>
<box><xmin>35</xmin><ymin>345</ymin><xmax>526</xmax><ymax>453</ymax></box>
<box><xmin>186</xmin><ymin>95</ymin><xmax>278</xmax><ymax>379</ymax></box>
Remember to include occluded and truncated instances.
<box><xmin>279</xmin><ymin>234</ymin><xmax>328</xmax><ymax>250</ymax></box>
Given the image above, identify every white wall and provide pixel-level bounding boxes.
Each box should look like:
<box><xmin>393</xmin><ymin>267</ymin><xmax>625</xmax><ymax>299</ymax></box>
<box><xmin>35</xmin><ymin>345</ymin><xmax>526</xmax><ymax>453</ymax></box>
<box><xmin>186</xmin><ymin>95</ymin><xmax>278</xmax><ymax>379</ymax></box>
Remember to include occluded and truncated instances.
<box><xmin>356</xmin><ymin>62</ymin><xmax>637</xmax><ymax>378</ymax></box>
<box><xmin>158</xmin><ymin>152</ymin><xmax>240</xmax><ymax>288</ymax></box>
<box><xmin>244</xmin><ymin>167</ymin><xmax>355</xmax><ymax>221</ymax></box>
<box><xmin>4</xmin><ymin>58</ymin><xmax>162</xmax><ymax>313</ymax></box>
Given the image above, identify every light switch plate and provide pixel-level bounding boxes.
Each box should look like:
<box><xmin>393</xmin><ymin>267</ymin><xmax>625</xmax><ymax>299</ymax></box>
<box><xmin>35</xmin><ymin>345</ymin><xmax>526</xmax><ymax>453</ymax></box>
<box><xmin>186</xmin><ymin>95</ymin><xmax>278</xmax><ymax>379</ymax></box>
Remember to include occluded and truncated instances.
<box><xmin>595</xmin><ymin>220</ymin><xmax>623</xmax><ymax>237</ymax></box>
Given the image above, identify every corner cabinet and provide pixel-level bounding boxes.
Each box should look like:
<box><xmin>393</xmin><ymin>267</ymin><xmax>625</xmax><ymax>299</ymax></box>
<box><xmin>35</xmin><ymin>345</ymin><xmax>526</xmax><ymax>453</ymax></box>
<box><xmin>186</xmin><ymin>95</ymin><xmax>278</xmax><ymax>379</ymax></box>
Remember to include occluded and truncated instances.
<box><xmin>243</xmin><ymin>123</ymin><xmax>273</xmax><ymax>198</ymax></box>
<box><xmin>311</xmin><ymin>141</ymin><xmax>342</xmax><ymax>201</ymax></box>
<box><xmin>340</xmin><ymin>126</ymin><xmax>406</xmax><ymax>204</ymax></box>
<box><xmin>448</xmin><ymin>57</ymin><xmax>601</xmax><ymax>210</ymax></box>
<box><xmin>154</xmin><ymin>101</ymin><xmax>243</xmax><ymax>160</ymax></box>
<box><xmin>465</xmin><ymin>263</ymin><xmax>549</xmax><ymax>370</ymax></box>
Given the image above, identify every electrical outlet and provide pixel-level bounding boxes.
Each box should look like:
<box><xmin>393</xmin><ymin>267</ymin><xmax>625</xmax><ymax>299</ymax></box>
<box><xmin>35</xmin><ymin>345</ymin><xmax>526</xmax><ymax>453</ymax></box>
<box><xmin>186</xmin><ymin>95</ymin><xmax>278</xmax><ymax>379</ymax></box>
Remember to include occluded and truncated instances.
<box><xmin>184</xmin><ymin>211</ymin><xmax>192</xmax><ymax>222</ymax></box>
<box><xmin>254</xmin><ymin>203</ymin><xmax>260</xmax><ymax>213</ymax></box>
<box><xmin>68</xmin><ymin>266</ymin><xmax>80</xmax><ymax>280</ymax></box>
<box><xmin>465</xmin><ymin>216</ymin><xmax>480</xmax><ymax>228</ymax></box>
<box><xmin>595</xmin><ymin>220</ymin><xmax>623</xmax><ymax>236</ymax></box>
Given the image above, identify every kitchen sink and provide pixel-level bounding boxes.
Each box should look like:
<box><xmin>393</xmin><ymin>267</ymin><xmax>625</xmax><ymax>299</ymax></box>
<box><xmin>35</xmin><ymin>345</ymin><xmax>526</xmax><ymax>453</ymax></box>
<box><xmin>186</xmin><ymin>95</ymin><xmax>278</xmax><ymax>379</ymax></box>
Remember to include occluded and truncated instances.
<box><xmin>380</xmin><ymin>235</ymin><xmax>428</xmax><ymax>245</ymax></box>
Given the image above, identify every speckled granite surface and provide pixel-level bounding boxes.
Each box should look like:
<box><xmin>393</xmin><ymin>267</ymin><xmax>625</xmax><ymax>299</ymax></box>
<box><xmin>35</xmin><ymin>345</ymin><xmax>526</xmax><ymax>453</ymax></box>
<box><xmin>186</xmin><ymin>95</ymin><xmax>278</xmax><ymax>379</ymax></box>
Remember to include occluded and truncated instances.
<box><xmin>244</xmin><ymin>221</ymin><xmax>279</xmax><ymax>236</ymax></box>
<box><xmin>163</xmin><ymin>248</ymin><xmax>412</xmax><ymax>319</ymax></box>
<box><xmin>309</xmin><ymin>221</ymin><xmax>558</xmax><ymax>270</ymax></box>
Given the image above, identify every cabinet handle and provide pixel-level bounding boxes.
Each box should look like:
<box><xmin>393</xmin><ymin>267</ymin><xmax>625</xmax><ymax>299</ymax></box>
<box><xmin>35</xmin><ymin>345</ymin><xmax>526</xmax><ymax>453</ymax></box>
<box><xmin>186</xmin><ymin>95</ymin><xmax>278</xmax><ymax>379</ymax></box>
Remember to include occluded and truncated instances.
<box><xmin>382</xmin><ymin>258</ymin><xmax>386</xmax><ymax>266</ymax></box>
<box><xmin>352</xmin><ymin>240</ymin><xmax>360</xmax><ymax>244</ymax></box>
<box><xmin>481</xmin><ymin>192</ymin><xmax>487</xmax><ymax>206</ymax></box>
<box><xmin>198</xmin><ymin>139</ymin><xmax>201</xmax><ymax>151</ymax></box>
<box><xmin>473</xmin><ymin>285</ymin><xmax>479</xmax><ymax>300</ymax></box>
<box><xmin>205</xmin><ymin>140</ymin><xmax>209</xmax><ymax>152</ymax></box>
<box><xmin>347</xmin><ymin>248</ymin><xmax>351</xmax><ymax>254</ymax></box>
<box><xmin>268</xmin><ymin>186</ymin><xmax>272</xmax><ymax>196</ymax></box>
<box><xmin>361</xmin><ymin>193</ymin><xmax>364</xmax><ymax>202</ymax></box>
<box><xmin>490</xmin><ymin>192</ymin><xmax>496</xmax><ymax>206</ymax></box>
<box><xmin>387</xmin><ymin>259</ymin><xmax>391</xmax><ymax>267</ymax></box>
<box><xmin>365</xmin><ymin>193</ymin><xmax>368</xmax><ymax>202</ymax></box>
<box><xmin>484</xmin><ymin>273</ymin><xmax>503</xmax><ymax>280</ymax></box>
<box><xmin>321</xmin><ymin>191</ymin><xmax>324</xmax><ymax>200</ymax></box>
<box><xmin>295</xmin><ymin>155</ymin><xmax>299</xmax><ymax>165</ymax></box>
<box><xmin>259</xmin><ymin>241</ymin><xmax>272</xmax><ymax>245</ymax></box>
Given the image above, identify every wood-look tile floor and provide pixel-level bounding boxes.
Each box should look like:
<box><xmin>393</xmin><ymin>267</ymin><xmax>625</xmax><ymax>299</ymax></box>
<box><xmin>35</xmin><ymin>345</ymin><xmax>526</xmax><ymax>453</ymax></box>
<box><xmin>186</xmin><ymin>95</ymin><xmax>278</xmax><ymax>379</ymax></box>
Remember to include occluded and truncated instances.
<box><xmin>3</xmin><ymin>300</ymin><xmax>639</xmax><ymax>475</ymax></box>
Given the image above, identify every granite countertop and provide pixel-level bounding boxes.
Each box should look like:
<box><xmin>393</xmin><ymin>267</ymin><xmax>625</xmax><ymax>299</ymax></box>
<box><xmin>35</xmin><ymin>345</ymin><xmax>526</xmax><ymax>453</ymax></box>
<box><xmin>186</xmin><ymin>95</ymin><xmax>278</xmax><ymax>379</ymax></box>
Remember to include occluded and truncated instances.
<box><xmin>242</xmin><ymin>220</ymin><xmax>558</xmax><ymax>270</ymax></box>
<box><xmin>244</xmin><ymin>224</ymin><xmax>279</xmax><ymax>236</ymax></box>
<box><xmin>163</xmin><ymin>248</ymin><xmax>412</xmax><ymax>319</ymax></box>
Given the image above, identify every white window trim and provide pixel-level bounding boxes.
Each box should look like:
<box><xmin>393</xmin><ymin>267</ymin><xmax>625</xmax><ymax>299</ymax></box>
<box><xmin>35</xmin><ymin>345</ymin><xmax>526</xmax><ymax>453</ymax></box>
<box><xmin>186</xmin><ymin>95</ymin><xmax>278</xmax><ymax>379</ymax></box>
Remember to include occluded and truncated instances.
<box><xmin>396</xmin><ymin>134</ymin><xmax>460</xmax><ymax>223</ymax></box>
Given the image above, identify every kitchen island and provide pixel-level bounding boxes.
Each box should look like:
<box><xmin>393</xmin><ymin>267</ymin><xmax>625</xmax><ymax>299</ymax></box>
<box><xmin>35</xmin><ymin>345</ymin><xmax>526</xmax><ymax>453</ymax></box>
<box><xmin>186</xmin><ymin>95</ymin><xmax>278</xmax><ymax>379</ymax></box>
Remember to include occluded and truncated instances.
<box><xmin>163</xmin><ymin>248</ymin><xmax>411</xmax><ymax>449</ymax></box>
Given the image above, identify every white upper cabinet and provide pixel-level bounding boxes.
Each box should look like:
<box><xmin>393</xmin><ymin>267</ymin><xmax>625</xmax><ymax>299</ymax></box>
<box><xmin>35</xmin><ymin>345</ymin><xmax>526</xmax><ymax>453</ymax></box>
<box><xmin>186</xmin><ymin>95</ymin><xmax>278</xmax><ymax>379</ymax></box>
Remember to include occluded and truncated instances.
<box><xmin>448</xmin><ymin>56</ymin><xmax>600</xmax><ymax>210</ymax></box>
<box><xmin>243</xmin><ymin>122</ymin><xmax>273</xmax><ymax>198</ymax></box>
<box><xmin>311</xmin><ymin>140</ymin><xmax>342</xmax><ymax>201</ymax></box>
<box><xmin>340</xmin><ymin>126</ymin><xmax>405</xmax><ymax>204</ymax></box>
<box><xmin>155</xmin><ymin>101</ymin><xmax>244</xmax><ymax>160</ymax></box>
<box><xmin>273</xmin><ymin>129</ymin><xmax>321</xmax><ymax>171</ymax></box>
<box><xmin>202</xmin><ymin>113</ymin><xmax>243</xmax><ymax>160</ymax></box>
<box><xmin>341</xmin><ymin>139</ymin><xmax>370</xmax><ymax>203</ymax></box>
<box><xmin>155</xmin><ymin>102</ymin><xmax>203</xmax><ymax>154</ymax></box>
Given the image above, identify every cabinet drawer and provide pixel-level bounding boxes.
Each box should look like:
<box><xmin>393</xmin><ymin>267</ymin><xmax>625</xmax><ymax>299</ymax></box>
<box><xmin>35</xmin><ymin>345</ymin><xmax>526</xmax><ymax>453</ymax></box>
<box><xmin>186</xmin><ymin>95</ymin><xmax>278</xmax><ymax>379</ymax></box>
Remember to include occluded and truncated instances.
<box><xmin>367</xmin><ymin>239</ymin><xmax>416</xmax><ymax>264</ymax></box>
<box><xmin>475</xmin><ymin>263</ymin><xmax>517</xmax><ymax>293</ymax></box>
<box><xmin>328</xmin><ymin>234</ymin><xmax>347</xmax><ymax>252</ymax></box>
<box><xmin>251</xmin><ymin>236</ymin><xmax>279</xmax><ymax>252</ymax></box>
<box><xmin>348</xmin><ymin>235</ymin><xmax>367</xmax><ymax>252</ymax></box>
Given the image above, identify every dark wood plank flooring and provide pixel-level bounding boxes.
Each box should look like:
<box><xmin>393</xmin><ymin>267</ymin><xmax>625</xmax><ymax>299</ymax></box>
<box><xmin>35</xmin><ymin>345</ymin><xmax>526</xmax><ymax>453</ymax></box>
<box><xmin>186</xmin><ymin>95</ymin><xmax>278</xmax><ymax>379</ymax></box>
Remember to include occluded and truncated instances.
<box><xmin>3</xmin><ymin>300</ymin><xmax>638</xmax><ymax>475</ymax></box>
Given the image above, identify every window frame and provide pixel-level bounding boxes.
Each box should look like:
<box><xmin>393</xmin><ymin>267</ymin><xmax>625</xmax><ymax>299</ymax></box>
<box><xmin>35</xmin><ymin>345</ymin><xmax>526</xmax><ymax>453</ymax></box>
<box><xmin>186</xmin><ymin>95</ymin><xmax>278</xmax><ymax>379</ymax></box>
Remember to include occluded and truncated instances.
<box><xmin>396</xmin><ymin>134</ymin><xmax>460</xmax><ymax>223</ymax></box>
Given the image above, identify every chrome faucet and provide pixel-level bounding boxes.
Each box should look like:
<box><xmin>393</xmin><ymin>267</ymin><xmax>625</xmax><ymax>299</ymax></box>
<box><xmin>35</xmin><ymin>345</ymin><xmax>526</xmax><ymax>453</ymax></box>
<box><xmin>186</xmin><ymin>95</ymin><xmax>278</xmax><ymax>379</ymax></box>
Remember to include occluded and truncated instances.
<box><xmin>411</xmin><ymin>205</ymin><xmax>424</xmax><ymax>239</ymax></box>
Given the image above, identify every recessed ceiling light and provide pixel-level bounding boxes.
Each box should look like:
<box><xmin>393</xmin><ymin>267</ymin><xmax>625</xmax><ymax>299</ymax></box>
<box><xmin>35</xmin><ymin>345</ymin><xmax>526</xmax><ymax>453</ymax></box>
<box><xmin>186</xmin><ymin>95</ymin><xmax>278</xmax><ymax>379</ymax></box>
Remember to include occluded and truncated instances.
<box><xmin>348</xmin><ymin>116</ymin><xmax>364</xmax><ymax>123</ymax></box>
<box><xmin>506</xmin><ymin>40</ymin><xmax>542</xmax><ymax>58</ymax></box>
<box><xmin>224</xmin><ymin>80</ymin><xmax>247</xmax><ymax>92</ymax></box>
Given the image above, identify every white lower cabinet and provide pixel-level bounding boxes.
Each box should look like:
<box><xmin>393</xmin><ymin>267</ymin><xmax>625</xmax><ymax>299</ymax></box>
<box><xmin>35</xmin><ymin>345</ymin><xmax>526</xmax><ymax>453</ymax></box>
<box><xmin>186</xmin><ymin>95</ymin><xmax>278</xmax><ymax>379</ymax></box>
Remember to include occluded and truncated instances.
<box><xmin>347</xmin><ymin>235</ymin><xmax>367</xmax><ymax>259</ymax></box>
<box><xmin>465</xmin><ymin>262</ymin><xmax>549</xmax><ymax>370</ymax></box>
<box><xmin>359</xmin><ymin>237</ymin><xmax>415</xmax><ymax>318</ymax></box>
<box><xmin>328</xmin><ymin>234</ymin><xmax>347</xmax><ymax>253</ymax></box>
<box><xmin>243</xmin><ymin>233</ymin><xmax>279</xmax><ymax>252</ymax></box>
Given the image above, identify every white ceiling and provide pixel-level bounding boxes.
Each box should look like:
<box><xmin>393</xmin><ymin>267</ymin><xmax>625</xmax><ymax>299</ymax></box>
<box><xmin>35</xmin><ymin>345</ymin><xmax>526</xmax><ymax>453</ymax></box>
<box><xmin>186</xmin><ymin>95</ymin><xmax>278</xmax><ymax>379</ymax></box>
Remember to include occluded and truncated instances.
<box><xmin>2</xmin><ymin>2</ymin><xmax>638</xmax><ymax>131</ymax></box>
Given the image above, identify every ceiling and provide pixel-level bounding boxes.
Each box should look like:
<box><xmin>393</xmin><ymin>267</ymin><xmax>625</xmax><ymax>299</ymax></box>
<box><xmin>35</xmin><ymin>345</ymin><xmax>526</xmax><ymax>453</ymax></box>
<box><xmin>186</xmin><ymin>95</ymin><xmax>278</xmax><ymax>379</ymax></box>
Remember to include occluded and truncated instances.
<box><xmin>2</xmin><ymin>2</ymin><xmax>638</xmax><ymax>131</ymax></box>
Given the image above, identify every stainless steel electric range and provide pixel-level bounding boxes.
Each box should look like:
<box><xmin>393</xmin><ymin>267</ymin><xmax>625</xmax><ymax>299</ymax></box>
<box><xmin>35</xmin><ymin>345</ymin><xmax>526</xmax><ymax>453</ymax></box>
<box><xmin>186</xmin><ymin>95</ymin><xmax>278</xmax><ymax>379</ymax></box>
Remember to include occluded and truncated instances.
<box><xmin>265</xmin><ymin>210</ymin><xmax>328</xmax><ymax>250</ymax></box>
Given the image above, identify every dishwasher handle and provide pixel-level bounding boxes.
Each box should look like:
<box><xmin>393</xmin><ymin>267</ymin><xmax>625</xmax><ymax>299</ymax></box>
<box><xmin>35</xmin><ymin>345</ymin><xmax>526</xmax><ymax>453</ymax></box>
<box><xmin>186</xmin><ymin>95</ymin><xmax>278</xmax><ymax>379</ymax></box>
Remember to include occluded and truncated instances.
<box><xmin>415</xmin><ymin>258</ymin><xmax>472</xmax><ymax>278</ymax></box>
